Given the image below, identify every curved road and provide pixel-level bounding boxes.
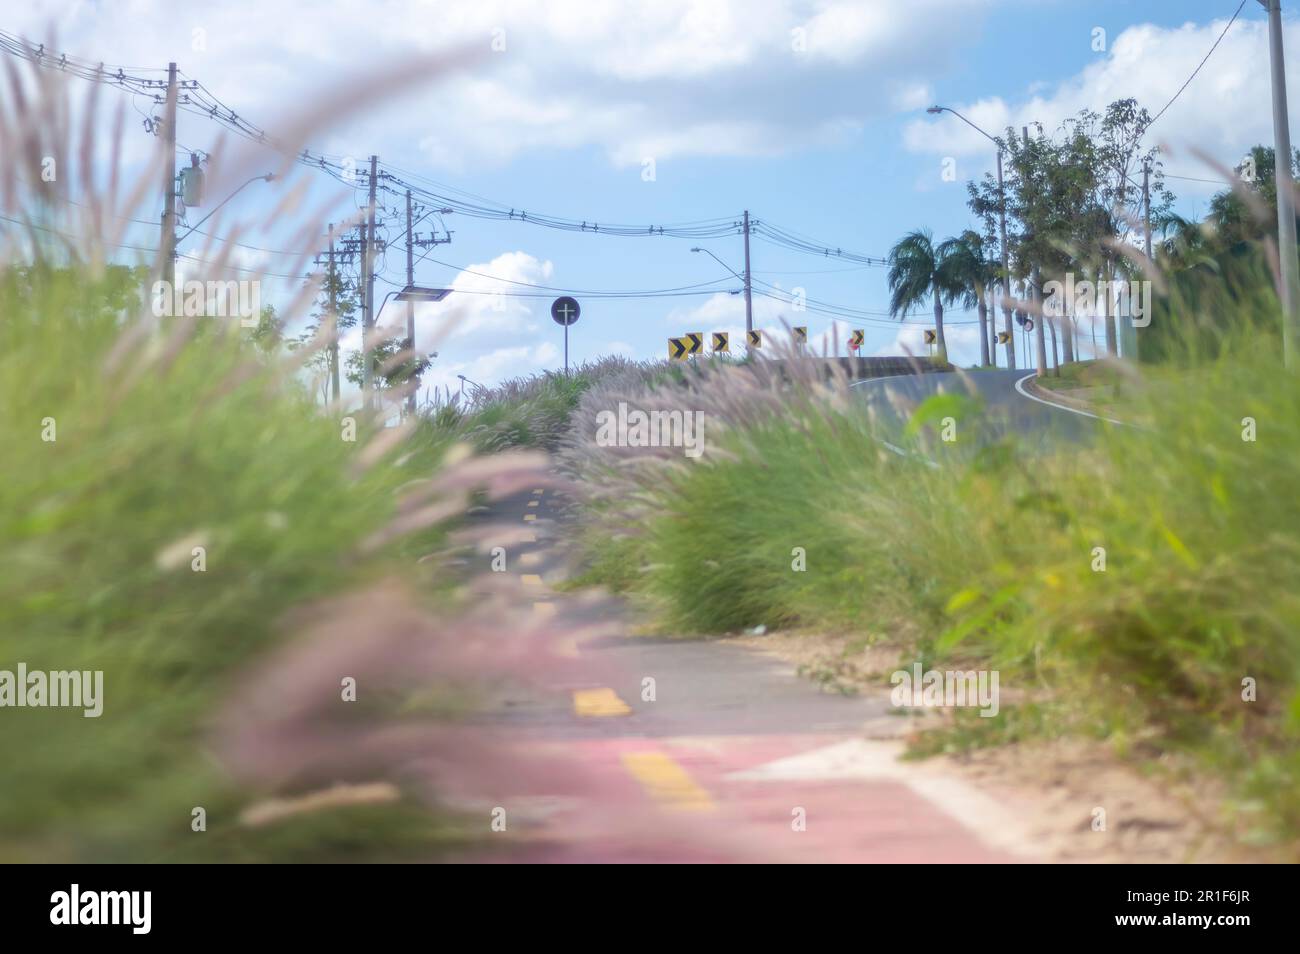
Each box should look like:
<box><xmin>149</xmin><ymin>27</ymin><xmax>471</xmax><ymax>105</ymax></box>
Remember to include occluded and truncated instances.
<box><xmin>449</xmin><ymin>369</ymin><xmax>1113</xmax><ymax>863</ymax></box>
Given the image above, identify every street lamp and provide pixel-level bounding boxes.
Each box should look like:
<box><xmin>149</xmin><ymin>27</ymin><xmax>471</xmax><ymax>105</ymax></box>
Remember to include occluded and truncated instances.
<box><xmin>928</xmin><ymin>105</ymin><xmax>1012</xmax><ymax>370</ymax></box>
<box><xmin>456</xmin><ymin>373</ymin><xmax>484</xmax><ymax>402</ymax></box>
<box><xmin>173</xmin><ymin>173</ymin><xmax>275</xmax><ymax>246</ymax></box>
<box><xmin>367</xmin><ymin>286</ymin><xmax>452</xmax><ymax>413</ymax></box>
<box><xmin>691</xmin><ymin>246</ymin><xmax>752</xmax><ymax>349</ymax></box>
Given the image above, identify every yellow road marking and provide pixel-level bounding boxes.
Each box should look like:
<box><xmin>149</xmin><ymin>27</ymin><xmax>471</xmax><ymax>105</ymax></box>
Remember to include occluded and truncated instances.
<box><xmin>527</xmin><ymin>500</ymin><xmax>539</xmax><ymax>508</ymax></box>
<box><xmin>532</xmin><ymin>489</ymin><xmax>544</xmax><ymax>496</ymax></box>
<box><xmin>571</xmin><ymin>687</ymin><xmax>632</xmax><ymax>717</ymax></box>
<box><xmin>522</xmin><ymin>532</ymin><xmax>537</xmax><ymax>543</ymax></box>
<box><xmin>519</xmin><ymin>551</ymin><xmax>542</xmax><ymax>567</ymax></box>
<box><xmin>523</xmin><ymin>514</ymin><xmax>536</xmax><ymax>522</ymax></box>
<box><xmin>521</xmin><ymin>573</ymin><xmax>544</xmax><ymax>586</ymax></box>
<box><xmin>620</xmin><ymin>752</ymin><xmax>715</xmax><ymax>812</ymax></box>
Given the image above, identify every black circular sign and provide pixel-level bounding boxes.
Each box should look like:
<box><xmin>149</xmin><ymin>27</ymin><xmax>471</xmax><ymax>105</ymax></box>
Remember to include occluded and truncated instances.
<box><xmin>551</xmin><ymin>296</ymin><xmax>580</xmax><ymax>326</ymax></box>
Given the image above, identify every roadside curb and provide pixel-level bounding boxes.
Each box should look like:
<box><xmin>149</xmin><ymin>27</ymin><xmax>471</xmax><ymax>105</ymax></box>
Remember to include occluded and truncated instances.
<box><xmin>1014</xmin><ymin>372</ymin><xmax>1130</xmax><ymax>426</ymax></box>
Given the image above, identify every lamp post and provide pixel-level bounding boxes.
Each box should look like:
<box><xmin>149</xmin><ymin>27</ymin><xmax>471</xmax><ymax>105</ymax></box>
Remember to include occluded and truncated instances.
<box><xmin>372</xmin><ymin>285</ymin><xmax>451</xmax><ymax>414</ymax></box>
<box><xmin>1259</xmin><ymin>0</ymin><xmax>1299</xmax><ymax>368</ymax></box>
<box><xmin>928</xmin><ymin>106</ymin><xmax>1014</xmax><ymax>370</ymax></box>
<box><xmin>172</xmin><ymin>173</ymin><xmax>275</xmax><ymax>247</ymax></box>
<box><xmin>457</xmin><ymin>373</ymin><xmax>484</xmax><ymax>402</ymax></box>
<box><xmin>691</xmin><ymin>246</ymin><xmax>751</xmax><ymax>350</ymax></box>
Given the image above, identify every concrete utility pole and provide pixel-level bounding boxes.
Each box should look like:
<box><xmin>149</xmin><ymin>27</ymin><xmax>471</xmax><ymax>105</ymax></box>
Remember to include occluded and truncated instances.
<box><xmin>742</xmin><ymin>210</ymin><xmax>753</xmax><ymax>347</ymax></box>
<box><xmin>327</xmin><ymin>224</ymin><xmax>340</xmax><ymax>405</ymax></box>
<box><xmin>362</xmin><ymin>155</ymin><xmax>378</xmax><ymax>407</ymax></box>
<box><xmin>1262</xmin><ymin>0</ymin><xmax>1299</xmax><ymax>368</ymax></box>
<box><xmin>1024</xmin><ymin>126</ymin><xmax>1048</xmax><ymax>376</ymax></box>
<box><xmin>997</xmin><ymin>148</ymin><xmax>1014</xmax><ymax>369</ymax></box>
<box><xmin>160</xmin><ymin>62</ymin><xmax>178</xmax><ymax>290</ymax></box>
<box><xmin>405</xmin><ymin>189</ymin><xmax>417</xmax><ymax>416</ymax></box>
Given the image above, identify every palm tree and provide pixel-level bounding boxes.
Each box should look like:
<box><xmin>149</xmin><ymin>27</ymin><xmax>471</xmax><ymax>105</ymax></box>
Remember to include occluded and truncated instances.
<box><xmin>937</xmin><ymin>230</ymin><xmax>996</xmax><ymax>367</ymax></box>
<box><xmin>888</xmin><ymin>229</ymin><xmax>961</xmax><ymax>360</ymax></box>
<box><xmin>1157</xmin><ymin>213</ymin><xmax>1217</xmax><ymax>273</ymax></box>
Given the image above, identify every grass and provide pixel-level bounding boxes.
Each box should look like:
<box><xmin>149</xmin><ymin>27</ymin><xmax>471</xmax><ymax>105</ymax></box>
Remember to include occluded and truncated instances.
<box><xmin>0</xmin><ymin>260</ymin><xmax>491</xmax><ymax>861</ymax></box>
<box><xmin>563</xmin><ymin>316</ymin><xmax>1300</xmax><ymax>851</ymax></box>
<box><xmin>431</xmin><ymin>356</ymin><xmax>659</xmax><ymax>453</ymax></box>
<box><xmin>0</xmin><ymin>61</ymin><xmax>561</xmax><ymax>861</ymax></box>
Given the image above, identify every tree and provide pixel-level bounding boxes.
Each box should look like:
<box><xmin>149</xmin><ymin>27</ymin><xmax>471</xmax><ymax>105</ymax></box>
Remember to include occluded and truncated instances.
<box><xmin>937</xmin><ymin>230</ymin><xmax>997</xmax><ymax>367</ymax></box>
<box><xmin>888</xmin><ymin>229</ymin><xmax>961</xmax><ymax>360</ymax></box>
<box><xmin>344</xmin><ymin>338</ymin><xmax>429</xmax><ymax>396</ymax></box>
<box><xmin>293</xmin><ymin>267</ymin><xmax>359</xmax><ymax>404</ymax></box>
<box><xmin>246</xmin><ymin>304</ymin><xmax>283</xmax><ymax>356</ymax></box>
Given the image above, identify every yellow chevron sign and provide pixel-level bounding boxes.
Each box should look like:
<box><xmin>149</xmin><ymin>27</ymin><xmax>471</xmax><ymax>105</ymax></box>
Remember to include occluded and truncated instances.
<box><xmin>686</xmin><ymin>332</ymin><xmax>703</xmax><ymax>355</ymax></box>
<box><xmin>747</xmin><ymin>330</ymin><xmax>762</xmax><ymax>348</ymax></box>
<box><xmin>668</xmin><ymin>337</ymin><xmax>688</xmax><ymax>360</ymax></box>
<box><xmin>793</xmin><ymin>326</ymin><xmax>807</xmax><ymax>344</ymax></box>
<box><xmin>712</xmin><ymin>332</ymin><xmax>729</xmax><ymax>352</ymax></box>
<box><xmin>924</xmin><ymin>329</ymin><xmax>937</xmax><ymax>345</ymax></box>
<box><xmin>849</xmin><ymin>329</ymin><xmax>865</xmax><ymax>349</ymax></box>
<box><xmin>997</xmin><ymin>331</ymin><xmax>1011</xmax><ymax>344</ymax></box>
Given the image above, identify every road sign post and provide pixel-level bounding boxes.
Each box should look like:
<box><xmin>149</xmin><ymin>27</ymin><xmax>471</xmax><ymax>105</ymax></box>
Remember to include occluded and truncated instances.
<box><xmin>551</xmin><ymin>296</ymin><xmax>580</xmax><ymax>374</ymax></box>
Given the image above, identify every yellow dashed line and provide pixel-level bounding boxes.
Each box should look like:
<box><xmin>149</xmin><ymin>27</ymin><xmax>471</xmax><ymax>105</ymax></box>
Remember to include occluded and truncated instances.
<box><xmin>523</xmin><ymin>514</ymin><xmax>537</xmax><ymax>522</ymax></box>
<box><xmin>527</xmin><ymin>500</ymin><xmax>539</xmax><ymax>508</ymax></box>
<box><xmin>620</xmin><ymin>752</ymin><xmax>715</xmax><ymax>812</ymax></box>
<box><xmin>521</xmin><ymin>573</ymin><xmax>544</xmax><ymax>586</ymax></box>
<box><xmin>532</xmin><ymin>489</ymin><xmax>544</xmax><ymax>496</ymax></box>
<box><xmin>519</xmin><ymin>551</ymin><xmax>542</xmax><ymax>567</ymax></box>
<box><xmin>572</xmin><ymin>687</ymin><xmax>632</xmax><ymax>717</ymax></box>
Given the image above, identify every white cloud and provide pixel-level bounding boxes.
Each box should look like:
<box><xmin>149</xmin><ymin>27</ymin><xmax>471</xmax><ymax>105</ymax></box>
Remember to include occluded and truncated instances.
<box><xmin>16</xmin><ymin>0</ymin><xmax>993</xmax><ymax>170</ymax></box>
<box><xmin>904</xmin><ymin>15</ymin><xmax>1289</xmax><ymax>192</ymax></box>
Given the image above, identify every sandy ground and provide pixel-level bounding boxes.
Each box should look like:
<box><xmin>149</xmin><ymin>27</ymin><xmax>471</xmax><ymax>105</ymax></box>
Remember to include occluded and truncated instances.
<box><xmin>727</xmin><ymin>628</ymin><xmax>1278</xmax><ymax>864</ymax></box>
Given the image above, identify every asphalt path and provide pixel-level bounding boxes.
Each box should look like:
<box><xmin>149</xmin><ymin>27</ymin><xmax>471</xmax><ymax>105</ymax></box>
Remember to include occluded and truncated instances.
<box><xmin>445</xmin><ymin>369</ymin><xmax>1103</xmax><ymax>862</ymax></box>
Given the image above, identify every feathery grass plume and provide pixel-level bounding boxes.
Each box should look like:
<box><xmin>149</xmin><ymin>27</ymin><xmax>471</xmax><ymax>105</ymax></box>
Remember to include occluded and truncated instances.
<box><xmin>0</xmin><ymin>43</ymin><xmax>704</xmax><ymax>863</ymax></box>
<box><xmin>563</xmin><ymin>303</ymin><xmax>1300</xmax><ymax>850</ymax></box>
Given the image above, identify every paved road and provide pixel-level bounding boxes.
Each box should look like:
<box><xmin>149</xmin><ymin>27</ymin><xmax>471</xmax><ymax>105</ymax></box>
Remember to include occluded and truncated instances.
<box><xmin>850</xmin><ymin>367</ymin><xmax>1098</xmax><ymax>450</ymax></box>
<box><xmin>446</xmin><ymin>458</ymin><xmax>1061</xmax><ymax>862</ymax></box>
<box><xmin>437</xmin><ymin>370</ymin><xmax>1103</xmax><ymax>862</ymax></box>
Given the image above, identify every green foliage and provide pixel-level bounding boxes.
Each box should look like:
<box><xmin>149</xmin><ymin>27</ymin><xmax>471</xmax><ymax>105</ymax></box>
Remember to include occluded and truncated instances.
<box><xmin>568</xmin><ymin>322</ymin><xmax>1300</xmax><ymax>848</ymax></box>
<box><xmin>0</xmin><ymin>262</ymin><xmax>463</xmax><ymax>861</ymax></box>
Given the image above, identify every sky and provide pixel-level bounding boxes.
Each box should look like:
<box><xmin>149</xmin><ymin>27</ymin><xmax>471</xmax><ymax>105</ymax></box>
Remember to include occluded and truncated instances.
<box><xmin>5</xmin><ymin>0</ymin><xmax>1293</xmax><ymax>392</ymax></box>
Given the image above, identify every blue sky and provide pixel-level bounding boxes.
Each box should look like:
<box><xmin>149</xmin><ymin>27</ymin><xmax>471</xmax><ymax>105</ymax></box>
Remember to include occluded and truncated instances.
<box><xmin>7</xmin><ymin>0</ymin><xmax>1291</xmax><ymax>390</ymax></box>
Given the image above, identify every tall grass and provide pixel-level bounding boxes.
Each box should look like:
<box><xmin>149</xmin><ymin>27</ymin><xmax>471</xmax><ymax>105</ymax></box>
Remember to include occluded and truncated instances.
<box><xmin>564</xmin><ymin>315</ymin><xmax>1300</xmax><ymax>848</ymax></box>
<box><xmin>0</xmin><ymin>57</ymin><xmax>573</xmax><ymax>863</ymax></box>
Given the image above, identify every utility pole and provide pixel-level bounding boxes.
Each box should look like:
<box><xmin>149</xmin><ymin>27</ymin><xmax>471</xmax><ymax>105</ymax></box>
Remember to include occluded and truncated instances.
<box><xmin>405</xmin><ymin>189</ymin><xmax>417</xmax><ymax>416</ymax></box>
<box><xmin>997</xmin><ymin>147</ymin><xmax>1014</xmax><ymax>368</ymax></box>
<box><xmin>327</xmin><ymin>224</ymin><xmax>340</xmax><ymax>404</ymax></box>
<box><xmin>1024</xmin><ymin>127</ymin><xmax>1048</xmax><ymax>376</ymax></box>
<box><xmin>1263</xmin><ymin>0</ymin><xmax>1299</xmax><ymax>368</ymax></box>
<box><xmin>1120</xmin><ymin>160</ymin><xmax>1152</xmax><ymax>363</ymax></box>
<box><xmin>742</xmin><ymin>210</ymin><xmax>753</xmax><ymax>350</ymax></box>
<box><xmin>362</xmin><ymin>155</ymin><xmax>378</xmax><ymax>408</ymax></box>
<box><xmin>160</xmin><ymin>62</ymin><xmax>178</xmax><ymax>290</ymax></box>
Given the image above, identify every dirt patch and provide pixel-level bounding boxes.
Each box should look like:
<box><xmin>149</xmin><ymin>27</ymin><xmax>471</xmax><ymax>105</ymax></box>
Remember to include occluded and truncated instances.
<box><xmin>727</xmin><ymin>627</ymin><xmax>1277</xmax><ymax>863</ymax></box>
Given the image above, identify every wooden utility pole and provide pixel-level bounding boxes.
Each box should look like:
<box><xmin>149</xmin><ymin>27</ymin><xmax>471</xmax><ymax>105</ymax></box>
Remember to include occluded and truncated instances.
<box><xmin>327</xmin><ymin>223</ymin><xmax>340</xmax><ymax>404</ymax></box>
<box><xmin>742</xmin><ymin>210</ymin><xmax>753</xmax><ymax>349</ymax></box>
<box><xmin>161</xmin><ymin>62</ymin><xmax>178</xmax><ymax>290</ymax></box>
<box><xmin>1024</xmin><ymin>127</ymin><xmax>1048</xmax><ymax>376</ymax></box>
<box><xmin>1262</xmin><ymin>0</ymin><xmax>1299</xmax><ymax>368</ymax></box>
<box><xmin>362</xmin><ymin>155</ymin><xmax>378</xmax><ymax>407</ymax></box>
<box><xmin>405</xmin><ymin>189</ymin><xmax>416</xmax><ymax>416</ymax></box>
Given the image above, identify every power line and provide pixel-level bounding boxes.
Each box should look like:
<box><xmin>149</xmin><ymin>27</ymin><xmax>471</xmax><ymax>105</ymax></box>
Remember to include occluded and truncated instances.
<box><xmin>1143</xmin><ymin>0</ymin><xmax>1248</xmax><ymax>133</ymax></box>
